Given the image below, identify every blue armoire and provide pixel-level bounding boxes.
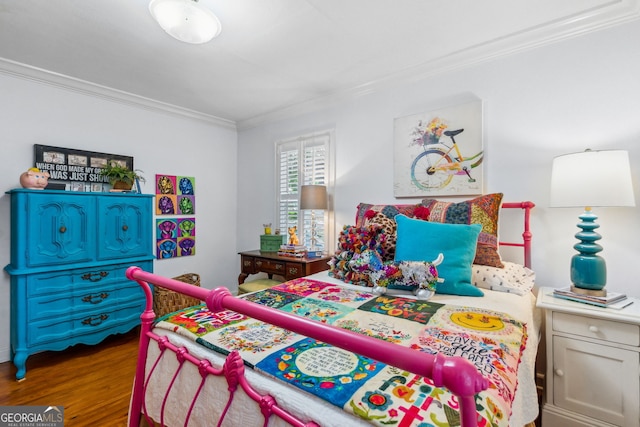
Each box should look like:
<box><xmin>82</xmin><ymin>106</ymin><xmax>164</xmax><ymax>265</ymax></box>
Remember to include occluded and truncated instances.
<box><xmin>4</xmin><ymin>189</ymin><xmax>154</xmax><ymax>380</ymax></box>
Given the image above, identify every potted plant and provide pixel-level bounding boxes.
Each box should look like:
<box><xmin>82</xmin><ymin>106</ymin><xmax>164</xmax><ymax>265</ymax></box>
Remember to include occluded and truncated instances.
<box><xmin>99</xmin><ymin>161</ymin><xmax>145</xmax><ymax>190</ymax></box>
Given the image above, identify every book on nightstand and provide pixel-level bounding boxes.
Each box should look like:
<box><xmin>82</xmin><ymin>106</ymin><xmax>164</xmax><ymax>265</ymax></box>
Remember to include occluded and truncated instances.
<box><xmin>552</xmin><ymin>287</ymin><xmax>632</xmax><ymax>309</ymax></box>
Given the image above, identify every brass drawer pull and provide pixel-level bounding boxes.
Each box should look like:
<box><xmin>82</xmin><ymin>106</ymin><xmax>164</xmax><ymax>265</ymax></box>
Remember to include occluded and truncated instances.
<box><xmin>59</xmin><ymin>226</ymin><xmax>67</xmax><ymax>233</ymax></box>
<box><xmin>81</xmin><ymin>271</ymin><xmax>109</xmax><ymax>282</ymax></box>
<box><xmin>81</xmin><ymin>292</ymin><xmax>109</xmax><ymax>304</ymax></box>
<box><xmin>82</xmin><ymin>314</ymin><xmax>108</xmax><ymax>327</ymax></box>
<box><xmin>122</xmin><ymin>224</ymin><xmax>128</xmax><ymax>231</ymax></box>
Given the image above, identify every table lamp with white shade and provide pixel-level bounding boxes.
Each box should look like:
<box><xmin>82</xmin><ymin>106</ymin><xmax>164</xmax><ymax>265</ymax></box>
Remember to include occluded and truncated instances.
<box><xmin>550</xmin><ymin>149</ymin><xmax>635</xmax><ymax>296</ymax></box>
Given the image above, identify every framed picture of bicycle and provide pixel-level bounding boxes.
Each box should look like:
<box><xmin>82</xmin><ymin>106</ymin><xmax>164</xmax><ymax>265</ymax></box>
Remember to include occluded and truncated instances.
<box><xmin>393</xmin><ymin>99</ymin><xmax>484</xmax><ymax>197</ymax></box>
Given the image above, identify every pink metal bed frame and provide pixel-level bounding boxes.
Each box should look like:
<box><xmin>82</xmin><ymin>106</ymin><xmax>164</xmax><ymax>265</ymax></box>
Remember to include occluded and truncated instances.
<box><xmin>127</xmin><ymin>201</ymin><xmax>534</xmax><ymax>427</ymax></box>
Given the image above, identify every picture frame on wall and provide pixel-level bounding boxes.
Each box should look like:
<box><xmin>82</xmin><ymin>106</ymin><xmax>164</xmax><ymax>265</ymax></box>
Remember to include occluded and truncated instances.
<box><xmin>393</xmin><ymin>99</ymin><xmax>484</xmax><ymax>197</ymax></box>
<box><xmin>33</xmin><ymin>144</ymin><xmax>134</xmax><ymax>190</ymax></box>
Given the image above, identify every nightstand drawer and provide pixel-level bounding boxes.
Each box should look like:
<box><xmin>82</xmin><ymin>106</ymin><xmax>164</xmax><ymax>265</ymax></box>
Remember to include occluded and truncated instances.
<box><xmin>552</xmin><ymin>311</ymin><xmax>640</xmax><ymax>346</ymax></box>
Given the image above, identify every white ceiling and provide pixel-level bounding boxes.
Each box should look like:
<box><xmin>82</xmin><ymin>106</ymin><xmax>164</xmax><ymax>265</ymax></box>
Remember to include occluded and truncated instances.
<box><xmin>0</xmin><ymin>0</ymin><xmax>638</xmax><ymax>128</ymax></box>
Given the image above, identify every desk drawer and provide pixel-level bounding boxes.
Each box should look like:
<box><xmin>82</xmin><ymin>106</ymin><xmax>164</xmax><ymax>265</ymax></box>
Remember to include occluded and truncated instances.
<box><xmin>552</xmin><ymin>311</ymin><xmax>640</xmax><ymax>346</ymax></box>
<box><xmin>254</xmin><ymin>258</ymin><xmax>286</xmax><ymax>275</ymax></box>
<box><xmin>285</xmin><ymin>262</ymin><xmax>303</xmax><ymax>278</ymax></box>
<box><xmin>241</xmin><ymin>255</ymin><xmax>255</xmax><ymax>273</ymax></box>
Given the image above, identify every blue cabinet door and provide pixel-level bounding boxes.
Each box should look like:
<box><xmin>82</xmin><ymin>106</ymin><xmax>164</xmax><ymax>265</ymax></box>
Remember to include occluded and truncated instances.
<box><xmin>26</xmin><ymin>193</ymin><xmax>95</xmax><ymax>267</ymax></box>
<box><xmin>97</xmin><ymin>195</ymin><xmax>152</xmax><ymax>260</ymax></box>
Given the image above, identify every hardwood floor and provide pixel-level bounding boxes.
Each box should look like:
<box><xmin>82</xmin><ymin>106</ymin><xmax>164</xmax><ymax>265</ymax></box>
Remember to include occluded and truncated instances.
<box><xmin>0</xmin><ymin>328</ymin><xmax>141</xmax><ymax>426</ymax></box>
<box><xmin>0</xmin><ymin>328</ymin><xmax>539</xmax><ymax>427</ymax></box>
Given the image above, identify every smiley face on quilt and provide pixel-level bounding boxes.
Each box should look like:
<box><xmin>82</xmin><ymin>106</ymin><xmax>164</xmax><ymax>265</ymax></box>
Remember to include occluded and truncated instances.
<box><xmin>449</xmin><ymin>311</ymin><xmax>505</xmax><ymax>331</ymax></box>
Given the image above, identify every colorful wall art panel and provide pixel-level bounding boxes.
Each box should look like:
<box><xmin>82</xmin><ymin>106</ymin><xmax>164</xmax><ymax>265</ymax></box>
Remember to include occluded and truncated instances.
<box><xmin>177</xmin><ymin>176</ymin><xmax>195</xmax><ymax>195</ymax></box>
<box><xmin>157</xmin><ymin>219</ymin><xmax>178</xmax><ymax>240</ymax></box>
<box><xmin>155</xmin><ymin>174</ymin><xmax>197</xmax><ymax>260</ymax></box>
<box><xmin>178</xmin><ymin>218</ymin><xmax>196</xmax><ymax>256</ymax></box>
<box><xmin>156</xmin><ymin>195</ymin><xmax>177</xmax><ymax>215</ymax></box>
<box><xmin>178</xmin><ymin>217</ymin><xmax>196</xmax><ymax>237</ymax></box>
<box><xmin>155</xmin><ymin>218</ymin><xmax>196</xmax><ymax>259</ymax></box>
<box><xmin>156</xmin><ymin>219</ymin><xmax>177</xmax><ymax>259</ymax></box>
<box><xmin>177</xmin><ymin>195</ymin><xmax>195</xmax><ymax>215</ymax></box>
<box><xmin>156</xmin><ymin>174</ymin><xmax>177</xmax><ymax>195</ymax></box>
<box><xmin>178</xmin><ymin>217</ymin><xmax>196</xmax><ymax>257</ymax></box>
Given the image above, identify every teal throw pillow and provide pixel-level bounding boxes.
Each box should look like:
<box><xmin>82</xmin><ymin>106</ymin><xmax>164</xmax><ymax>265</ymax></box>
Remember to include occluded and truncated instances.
<box><xmin>394</xmin><ymin>215</ymin><xmax>484</xmax><ymax>297</ymax></box>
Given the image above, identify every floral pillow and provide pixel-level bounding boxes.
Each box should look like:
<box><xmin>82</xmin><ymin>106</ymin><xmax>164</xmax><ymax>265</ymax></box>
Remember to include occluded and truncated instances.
<box><xmin>357</xmin><ymin>204</ymin><xmax>431</xmax><ymax>261</ymax></box>
<box><xmin>328</xmin><ymin>224</ymin><xmax>387</xmax><ymax>286</ymax></box>
<box><xmin>355</xmin><ymin>202</ymin><xmax>421</xmax><ymax>227</ymax></box>
<box><xmin>363</xmin><ymin>212</ymin><xmax>398</xmax><ymax>261</ymax></box>
<box><xmin>421</xmin><ymin>193</ymin><xmax>504</xmax><ymax>268</ymax></box>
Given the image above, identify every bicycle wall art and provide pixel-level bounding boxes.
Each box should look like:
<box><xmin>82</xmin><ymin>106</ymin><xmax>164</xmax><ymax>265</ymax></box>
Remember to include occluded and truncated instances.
<box><xmin>393</xmin><ymin>99</ymin><xmax>484</xmax><ymax>197</ymax></box>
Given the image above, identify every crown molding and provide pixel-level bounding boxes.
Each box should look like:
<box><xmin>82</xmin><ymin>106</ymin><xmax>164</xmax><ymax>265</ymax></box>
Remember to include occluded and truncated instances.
<box><xmin>0</xmin><ymin>58</ymin><xmax>237</xmax><ymax>130</ymax></box>
<box><xmin>1</xmin><ymin>0</ymin><xmax>637</xmax><ymax>133</ymax></box>
<box><xmin>237</xmin><ymin>0</ymin><xmax>640</xmax><ymax>130</ymax></box>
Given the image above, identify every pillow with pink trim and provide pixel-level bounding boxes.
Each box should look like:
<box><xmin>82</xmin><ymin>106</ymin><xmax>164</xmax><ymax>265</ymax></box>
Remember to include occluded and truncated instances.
<box><xmin>421</xmin><ymin>193</ymin><xmax>504</xmax><ymax>268</ymax></box>
<box><xmin>355</xmin><ymin>202</ymin><xmax>422</xmax><ymax>228</ymax></box>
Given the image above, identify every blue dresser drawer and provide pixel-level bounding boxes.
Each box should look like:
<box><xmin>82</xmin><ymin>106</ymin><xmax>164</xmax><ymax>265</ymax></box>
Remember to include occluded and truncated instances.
<box><xmin>27</xmin><ymin>303</ymin><xmax>144</xmax><ymax>348</ymax></box>
<box><xmin>27</xmin><ymin>280</ymin><xmax>144</xmax><ymax>322</ymax></box>
<box><xmin>26</xmin><ymin>264</ymin><xmax>130</xmax><ymax>298</ymax></box>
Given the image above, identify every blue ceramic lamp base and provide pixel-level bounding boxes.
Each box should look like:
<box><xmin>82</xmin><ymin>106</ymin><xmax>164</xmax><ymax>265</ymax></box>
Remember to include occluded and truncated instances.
<box><xmin>570</xmin><ymin>209</ymin><xmax>607</xmax><ymax>297</ymax></box>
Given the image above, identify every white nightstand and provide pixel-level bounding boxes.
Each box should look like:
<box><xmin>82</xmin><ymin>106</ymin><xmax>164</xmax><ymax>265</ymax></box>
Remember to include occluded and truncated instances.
<box><xmin>537</xmin><ymin>287</ymin><xmax>640</xmax><ymax>427</ymax></box>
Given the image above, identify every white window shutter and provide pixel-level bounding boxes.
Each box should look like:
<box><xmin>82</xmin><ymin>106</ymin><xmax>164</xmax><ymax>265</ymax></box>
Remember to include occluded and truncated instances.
<box><xmin>276</xmin><ymin>131</ymin><xmax>332</xmax><ymax>251</ymax></box>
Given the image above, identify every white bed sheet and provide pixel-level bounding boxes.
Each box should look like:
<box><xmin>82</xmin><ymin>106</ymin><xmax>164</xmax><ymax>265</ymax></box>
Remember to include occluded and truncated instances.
<box><xmin>140</xmin><ymin>271</ymin><xmax>541</xmax><ymax>427</ymax></box>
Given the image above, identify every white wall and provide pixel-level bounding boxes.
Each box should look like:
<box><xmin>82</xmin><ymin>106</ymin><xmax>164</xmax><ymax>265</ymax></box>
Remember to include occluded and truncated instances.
<box><xmin>0</xmin><ymin>73</ymin><xmax>239</xmax><ymax>363</ymax></box>
<box><xmin>2</xmin><ymin>18</ymin><xmax>639</xmax><ymax>367</ymax></box>
<box><xmin>238</xmin><ymin>20</ymin><xmax>640</xmax><ymax>298</ymax></box>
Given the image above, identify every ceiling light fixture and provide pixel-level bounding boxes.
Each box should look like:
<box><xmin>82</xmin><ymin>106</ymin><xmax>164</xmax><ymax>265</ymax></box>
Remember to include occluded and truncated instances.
<box><xmin>149</xmin><ymin>0</ymin><xmax>221</xmax><ymax>44</ymax></box>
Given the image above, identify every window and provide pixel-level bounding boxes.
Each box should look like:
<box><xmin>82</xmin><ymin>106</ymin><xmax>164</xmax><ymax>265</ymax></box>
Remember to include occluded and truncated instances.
<box><xmin>276</xmin><ymin>130</ymin><xmax>333</xmax><ymax>251</ymax></box>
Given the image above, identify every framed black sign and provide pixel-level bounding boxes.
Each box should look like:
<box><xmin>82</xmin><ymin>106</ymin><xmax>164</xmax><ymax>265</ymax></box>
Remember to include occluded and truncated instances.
<box><xmin>34</xmin><ymin>145</ymin><xmax>134</xmax><ymax>186</ymax></box>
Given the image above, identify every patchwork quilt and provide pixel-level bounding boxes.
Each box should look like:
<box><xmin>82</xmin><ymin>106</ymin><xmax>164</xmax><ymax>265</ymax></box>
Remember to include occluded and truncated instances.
<box><xmin>155</xmin><ymin>278</ymin><xmax>528</xmax><ymax>427</ymax></box>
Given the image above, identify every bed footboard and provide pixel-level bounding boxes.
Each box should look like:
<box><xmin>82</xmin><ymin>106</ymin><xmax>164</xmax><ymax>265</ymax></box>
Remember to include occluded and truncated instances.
<box><xmin>127</xmin><ymin>267</ymin><xmax>489</xmax><ymax>427</ymax></box>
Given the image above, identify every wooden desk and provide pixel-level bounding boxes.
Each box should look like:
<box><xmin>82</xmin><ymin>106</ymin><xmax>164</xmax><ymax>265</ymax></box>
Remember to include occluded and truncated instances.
<box><xmin>238</xmin><ymin>250</ymin><xmax>331</xmax><ymax>284</ymax></box>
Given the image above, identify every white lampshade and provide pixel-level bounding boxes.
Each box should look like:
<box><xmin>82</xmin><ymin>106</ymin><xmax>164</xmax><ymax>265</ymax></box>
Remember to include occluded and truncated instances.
<box><xmin>300</xmin><ymin>185</ymin><xmax>328</xmax><ymax>210</ymax></box>
<box><xmin>550</xmin><ymin>150</ymin><xmax>635</xmax><ymax>208</ymax></box>
<box><xmin>149</xmin><ymin>0</ymin><xmax>221</xmax><ymax>44</ymax></box>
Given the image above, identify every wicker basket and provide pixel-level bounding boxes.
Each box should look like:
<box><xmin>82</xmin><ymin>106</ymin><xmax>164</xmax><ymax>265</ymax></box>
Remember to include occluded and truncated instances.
<box><xmin>153</xmin><ymin>273</ymin><xmax>202</xmax><ymax>317</ymax></box>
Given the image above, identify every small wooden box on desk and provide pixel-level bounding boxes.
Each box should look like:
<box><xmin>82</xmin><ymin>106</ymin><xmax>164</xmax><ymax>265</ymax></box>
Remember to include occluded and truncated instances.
<box><xmin>238</xmin><ymin>250</ymin><xmax>331</xmax><ymax>285</ymax></box>
<box><xmin>260</xmin><ymin>234</ymin><xmax>286</xmax><ymax>252</ymax></box>
<box><xmin>537</xmin><ymin>287</ymin><xmax>640</xmax><ymax>427</ymax></box>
